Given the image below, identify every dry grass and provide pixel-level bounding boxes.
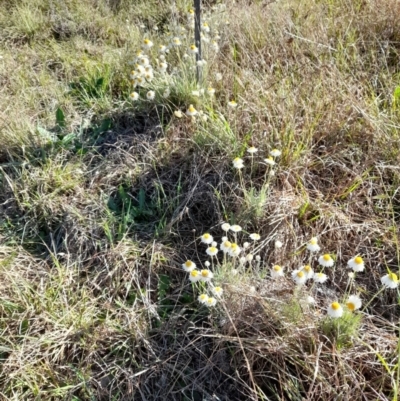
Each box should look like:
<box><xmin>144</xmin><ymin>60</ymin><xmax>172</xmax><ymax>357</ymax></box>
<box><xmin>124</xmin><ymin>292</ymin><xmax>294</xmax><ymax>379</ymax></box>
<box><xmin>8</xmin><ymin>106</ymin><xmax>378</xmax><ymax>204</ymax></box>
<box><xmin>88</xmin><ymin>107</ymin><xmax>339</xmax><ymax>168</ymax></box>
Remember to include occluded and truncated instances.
<box><xmin>0</xmin><ymin>0</ymin><xmax>400</xmax><ymax>400</ymax></box>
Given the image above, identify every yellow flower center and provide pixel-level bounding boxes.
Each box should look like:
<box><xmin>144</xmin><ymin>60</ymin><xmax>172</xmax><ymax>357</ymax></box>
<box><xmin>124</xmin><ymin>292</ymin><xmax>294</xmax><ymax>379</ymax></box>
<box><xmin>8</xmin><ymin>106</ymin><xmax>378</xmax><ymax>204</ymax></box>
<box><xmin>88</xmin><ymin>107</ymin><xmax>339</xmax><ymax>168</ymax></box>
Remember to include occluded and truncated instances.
<box><xmin>185</xmin><ymin>261</ymin><xmax>192</xmax><ymax>267</ymax></box>
<box><xmin>209</xmin><ymin>247</ymin><xmax>217</xmax><ymax>253</ymax></box>
<box><xmin>223</xmin><ymin>241</ymin><xmax>231</xmax><ymax>248</ymax></box>
<box><xmin>190</xmin><ymin>45</ymin><xmax>196</xmax><ymax>50</ymax></box>
<box><xmin>190</xmin><ymin>270</ymin><xmax>198</xmax><ymax>277</ymax></box>
<box><xmin>199</xmin><ymin>294</ymin><xmax>207</xmax><ymax>301</ymax></box>
<box><xmin>331</xmin><ymin>302</ymin><xmax>340</xmax><ymax>310</ymax></box>
<box><xmin>303</xmin><ymin>265</ymin><xmax>312</xmax><ymax>272</ymax></box>
<box><xmin>389</xmin><ymin>273</ymin><xmax>399</xmax><ymax>282</ymax></box>
<box><xmin>317</xmin><ymin>273</ymin><xmax>324</xmax><ymax>278</ymax></box>
<box><xmin>203</xmin><ymin>233</ymin><xmax>210</xmax><ymax>239</ymax></box>
<box><xmin>273</xmin><ymin>265</ymin><xmax>281</xmax><ymax>271</ymax></box>
<box><xmin>296</xmin><ymin>271</ymin><xmax>305</xmax><ymax>278</ymax></box>
<box><xmin>144</xmin><ymin>39</ymin><xmax>150</xmax><ymax>44</ymax></box>
<box><xmin>201</xmin><ymin>270</ymin><xmax>209</xmax><ymax>277</ymax></box>
<box><xmin>267</xmin><ymin>156</ymin><xmax>273</xmax><ymax>161</ymax></box>
<box><xmin>310</xmin><ymin>238</ymin><xmax>317</xmax><ymax>245</ymax></box>
<box><xmin>188</xmin><ymin>105</ymin><xmax>195</xmax><ymax>112</ymax></box>
<box><xmin>214</xmin><ymin>287</ymin><xmax>222</xmax><ymax>293</ymax></box>
<box><xmin>323</xmin><ymin>254</ymin><xmax>331</xmax><ymax>261</ymax></box>
<box><xmin>355</xmin><ymin>256</ymin><xmax>363</xmax><ymax>264</ymax></box>
<box><xmin>231</xmin><ymin>243</ymin><xmax>238</xmax><ymax>250</ymax></box>
<box><xmin>346</xmin><ymin>302</ymin><xmax>355</xmax><ymax>311</ymax></box>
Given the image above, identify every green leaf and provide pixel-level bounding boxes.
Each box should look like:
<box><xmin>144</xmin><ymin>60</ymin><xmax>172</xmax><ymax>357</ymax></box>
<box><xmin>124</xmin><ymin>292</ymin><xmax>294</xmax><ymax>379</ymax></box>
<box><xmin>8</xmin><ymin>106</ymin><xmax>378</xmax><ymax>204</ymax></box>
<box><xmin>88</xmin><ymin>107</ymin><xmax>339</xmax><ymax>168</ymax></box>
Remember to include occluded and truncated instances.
<box><xmin>56</xmin><ymin>107</ymin><xmax>65</xmax><ymax>127</ymax></box>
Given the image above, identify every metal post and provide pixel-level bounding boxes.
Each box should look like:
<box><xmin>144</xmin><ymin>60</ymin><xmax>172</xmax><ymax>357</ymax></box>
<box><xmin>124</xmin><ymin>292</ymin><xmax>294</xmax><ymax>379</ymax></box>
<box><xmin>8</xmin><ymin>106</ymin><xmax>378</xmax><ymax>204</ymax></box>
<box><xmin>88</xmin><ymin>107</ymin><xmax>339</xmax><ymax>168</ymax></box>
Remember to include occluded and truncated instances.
<box><xmin>194</xmin><ymin>0</ymin><xmax>202</xmax><ymax>84</ymax></box>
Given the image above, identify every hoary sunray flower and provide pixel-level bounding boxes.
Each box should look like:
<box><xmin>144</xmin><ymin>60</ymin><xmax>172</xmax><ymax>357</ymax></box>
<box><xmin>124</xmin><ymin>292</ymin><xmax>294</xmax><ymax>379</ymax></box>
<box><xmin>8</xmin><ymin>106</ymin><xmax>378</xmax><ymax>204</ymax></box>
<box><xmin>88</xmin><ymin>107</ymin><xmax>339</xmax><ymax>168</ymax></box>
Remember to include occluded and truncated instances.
<box><xmin>313</xmin><ymin>272</ymin><xmax>328</xmax><ymax>283</ymax></box>
<box><xmin>301</xmin><ymin>265</ymin><xmax>314</xmax><ymax>279</ymax></box>
<box><xmin>182</xmin><ymin>260</ymin><xmax>196</xmax><ymax>272</ymax></box>
<box><xmin>327</xmin><ymin>302</ymin><xmax>343</xmax><ymax>318</ymax></box>
<box><xmin>205</xmin><ymin>297</ymin><xmax>217</xmax><ymax>307</ymax></box>
<box><xmin>264</xmin><ymin>156</ymin><xmax>275</xmax><ymax>166</ymax></box>
<box><xmin>228</xmin><ymin>100</ymin><xmax>237</xmax><ymax>108</ymax></box>
<box><xmin>271</xmin><ymin>265</ymin><xmax>284</xmax><ymax>279</ymax></box>
<box><xmin>221</xmin><ymin>223</ymin><xmax>231</xmax><ymax>232</ymax></box>
<box><xmin>174</xmin><ymin>110</ymin><xmax>183</xmax><ymax>118</ymax></box>
<box><xmin>159</xmin><ymin>62</ymin><xmax>168</xmax><ymax>73</ymax></box>
<box><xmin>186</xmin><ymin>104</ymin><xmax>198</xmax><ymax>116</ymax></box>
<box><xmin>200</xmin><ymin>269</ymin><xmax>214</xmax><ymax>282</ymax></box>
<box><xmin>202</xmin><ymin>22</ymin><xmax>210</xmax><ymax>33</ymax></box>
<box><xmin>189</xmin><ymin>44</ymin><xmax>198</xmax><ymax>54</ymax></box>
<box><xmin>172</xmin><ymin>37</ymin><xmax>182</xmax><ymax>46</ymax></box>
<box><xmin>275</xmin><ymin>240</ymin><xmax>283</xmax><ymax>249</ymax></box>
<box><xmin>247</xmin><ymin>146</ymin><xmax>258</xmax><ymax>154</ymax></box>
<box><xmin>200</xmin><ymin>33</ymin><xmax>210</xmax><ymax>43</ymax></box>
<box><xmin>318</xmin><ymin>254</ymin><xmax>334</xmax><ymax>267</ymax></box>
<box><xmin>307</xmin><ymin>237</ymin><xmax>321</xmax><ymax>252</ymax></box>
<box><xmin>232</xmin><ymin>157</ymin><xmax>244</xmax><ymax>169</ymax></box>
<box><xmin>189</xmin><ymin>270</ymin><xmax>201</xmax><ymax>282</ymax></box>
<box><xmin>249</xmin><ymin>233</ymin><xmax>260</xmax><ymax>241</ymax></box>
<box><xmin>159</xmin><ymin>44</ymin><xmax>167</xmax><ymax>53</ymax></box>
<box><xmin>220</xmin><ymin>240</ymin><xmax>232</xmax><ymax>253</ymax></box>
<box><xmin>246</xmin><ymin>254</ymin><xmax>254</xmax><ymax>262</ymax></box>
<box><xmin>146</xmin><ymin>90</ymin><xmax>155</xmax><ymax>100</ymax></box>
<box><xmin>229</xmin><ymin>243</ymin><xmax>241</xmax><ymax>257</ymax></box>
<box><xmin>347</xmin><ymin>256</ymin><xmax>365</xmax><ymax>272</ymax></box>
<box><xmin>207</xmin><ymin>87</ymin><xmax>215</xmax><ymax>96</ymax></box>
<box><xmin>292</xmin><ymin>270</ymin><xmax>307</xmax><ymax>285</ymax></box>
<box><xmin>211</xmin><ymin>40</ymin><xmax>219</xmax><ymax>51</ymax></box>
<box><xmin>142</xmin><ymin>38</ymin><xmax>153</xmax><ymax>49</ymax></box>
<box><xmin>381</xmin><ymin>272</ymin><xmax>399</xmax><ymax>289</ymax></box>
<box><xmin>201</xmin><ymin>233</ymin><xmax>213</xmax><ymax>244</ymax></box>
<box><xmin>230</xmin><ymin>224</ymin><xmax>242</xmax><ymax>233</ymax></box>
<box><xmin>243</xmin><ymin>242</ymin><xmax>250</xmax><ymax>249</ymax></box>
<box><xmin>198</xmin><ymin>293</ymin><xmax>208</xmax><ymax>304</ymax></box>
<box><xmin>270</xmin><ymin>149</ymin><xmax>282</xmax><ymax>157</ymax></box>
<box><xmin>130</xmin><ymin>92</ymin><xmax>139</xmax><ymax>101</ymax></box>
<box><xmin>206</xmin><ymin>246</ymin><xmax>218</xmax><ymax>257</ymax></box>
<box><xmin>138</xmin><ymin>56</ymin><xmax>150</xmax><ymax>66</ymax></box>
<box><xmin>346</xmin><ymin>295</ymin><xmax>362</xmax><ymax>311</ymax></box>
<box><xmin>212</xmin><ymin>286</ymin><xmax>223</xmax><ymax>297</ymax></box>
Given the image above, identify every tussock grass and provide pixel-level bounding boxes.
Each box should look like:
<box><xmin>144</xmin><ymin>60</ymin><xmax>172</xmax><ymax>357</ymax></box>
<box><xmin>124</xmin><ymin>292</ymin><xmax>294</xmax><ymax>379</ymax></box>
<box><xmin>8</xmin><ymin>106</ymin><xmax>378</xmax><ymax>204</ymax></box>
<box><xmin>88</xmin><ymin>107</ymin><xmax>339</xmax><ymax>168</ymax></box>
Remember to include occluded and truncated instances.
<box><xmin>0</xmin><ymin>0</ymin><xmax>400</xmax><ymax>400</ymax></box>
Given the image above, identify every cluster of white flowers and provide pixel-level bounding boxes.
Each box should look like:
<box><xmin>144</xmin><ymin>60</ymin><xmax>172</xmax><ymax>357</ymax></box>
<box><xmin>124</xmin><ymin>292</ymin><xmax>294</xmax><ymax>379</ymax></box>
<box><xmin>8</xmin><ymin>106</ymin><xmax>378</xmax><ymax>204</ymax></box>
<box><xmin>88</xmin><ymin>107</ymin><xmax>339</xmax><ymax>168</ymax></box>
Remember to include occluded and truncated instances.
<box><xmin>129</xmin><ymin>7</ymin><xmax>225</xmax><ymax>119</ymax></box>
<box><xmin>232</xmin><ymin>147</ymin><xmax>281</xmax><ymax>173</ymax></box>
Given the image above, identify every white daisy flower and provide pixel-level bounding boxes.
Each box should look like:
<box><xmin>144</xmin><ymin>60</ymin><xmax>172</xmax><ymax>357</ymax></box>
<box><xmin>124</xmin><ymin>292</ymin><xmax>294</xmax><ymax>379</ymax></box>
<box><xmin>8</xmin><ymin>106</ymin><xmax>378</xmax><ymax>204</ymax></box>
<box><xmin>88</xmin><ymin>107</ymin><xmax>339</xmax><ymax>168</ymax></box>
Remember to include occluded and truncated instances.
<box><xmin>146</xmin><ymin>90</ymin><xmax>155</xmax><ymax>100</ymax></box>
<box><xmin>196</xmin><ymin>59</ymin><xmax>207</xmax><ymax>67</ymax></box>
<box><xmin>207</xmin><ymin>87</ymin><xmax>215</xmax><ymax>96</ymax></box>
<box><xmin>246</xmin><ymin>254</ymin><xmax>254</xmax><ymax>262</ymax></box>
<box><xmin>229</xmin><ymin>243</ymin><xmax>241</xmax><ymax>257</ymax></box>
<box><xmin>327</xmin><ymin>302</ymin><xmax>343</xmax><ymax>318</ymax></box>
<box><xmin>159</xmin><ymin>54</ymin><xmax>166</xmax><ymax>61</ymax></box>
<box><xmin>221</xmin><ymin>223</ymin><xmax>231</xmax><ymax>232</ymax></box>
<box><xmin>230</xmin><ymin>224</ymin><xmax>242</xmax><ymax>233</ymax></box>
<box><xmin>270</xmin><ymin>149</ymin><xmax>282</xmax><ymax>157</ymax></box>
<box><xmin>275</xmin><ymin>240</ymin><xmax>283</xmax><ymax>249</ymax></box>
<box><xmin>346</xmin><ymin>295</ymin><xmax>362</xmax><ymax>311</ymax></box>
<box><xmin>222</xmin><ymin>236</ymin><xmax>228</xmax><ymax>242</ymax></box>
<box><xmin>200</xmin><ymin>33</ymin><xmax>210</xmax><ymax>43</ymax></box>
<box><xmin>211</xmin><ymin>241</ymin><xmax>217</xmax><ymax>247</ymax></box>
<box><xmin>206</xmin><ymin>246</ymin><xmax>218</xmax><ymax>257</ymax></box>
<box><xmin>186</xmin><ymin>104</ymin><xmax>198</xmax><ymax>116</ymax></box>
<box><xmin>201</xmin><ymin>22</ymin><xmax>210</xmax><ymax>33</ymax></box>
<box><xmin>271</xmin><ymin>265</ymin><xmax>284</xmax><ymax>279</ymax></box>
<box><xmin>243</xmin><ymin>242</ymin><xmax>250</xmax><ymax>249</ymax></box>
<box><xmin>301</xmin><ymin>265</ymin><xmax>314</xmax><ymax>279</ymax></box>
<box><xmin>201</xmin><ymin>233</ymin><xmax>213</xmax><ymax>244</ymax></box>
<box><xmin>232</xmin><ymin>157</ymin><xmax>244</xmax><ymax>169</ymax></box>
<box><xmin>264</xmin><ymin>156</ymin><xmax>275</xmax><ymax>166</ymax></box>
<box><xmin>313</xmin><ymin>272</ymin><xmax>328</xmax><ymax>284</ymax></box>
<box><xmin>211</xmin><ymin>40</ymin><xmax>219</xmax><ymax>51</ymax></box>
<box><xmin>189</xmin><ymin>270</ymin><xmax>201</xmax><ymax>282</ymax></box>
<box><xmin>182</xmin><ymin>260</ymin><xmax>196</xmax><ymax>272</ymax></box>
<box><xmin>255</xmin><ymin>255</ymin><xmax>261</xmax><ymax>262</ymax></box>
<box><xmin>220</xmin><ymin>240</ymin><xmax>232</xmax><ymax>253</ymax></box>
<box><xmin>174</xmin><ymin>110</ymin><xmax>183</xmax><ymax>118</ymax></box>
<box><xmin>347</xmin><ymin>256</ymin><xmax>365</xmax><ymax>272</ymax></box>
<box><xmin>318</xmin><ymin>254</ymin><xmax>334</xmax><ymax>267</ymax></box>
<box><xmin>205</xmin><ymin>297</ymin><xmax>217</xmax><ymax>307</ymax></box>
<box><xmin>228</xmin><ymin>100</ymin><xmax>237</xmax><ymax>108</ymax></box>
<box><xmin>247</xmin><ymin>146</ymin><xmax>258</xmax><ymax>154</ymax></box>
<box><xmin>198</xmin><ymin>293</ymin><xmax>209</xmax><ymax>304</ymax></box>
<box><xmin>212</xmin><ymin>286</ymin><xmax>223</xmax><ymax>297</ymax></box>
<box><xmin>142</xmin><ymin>38</ymin><xmax>154</xmax><ymax>49</ymax></box>
<box><xmin>307</xmin><ymin>237</ymin><xmax>321</xmax><ymax>252</ymax></box>
<box><xmin>292</xmin><ymin>270</ymin><xmax>307</xmax><ymax>285</ymax></box>
<box><xmin>138</xmin><ymin>56</ymin><xmax>150</xmax><ymax>66</ymax></box>
<box><xmin>159</xmin><ymin>44</ymin><xmax>167</xmax><ymax>53</ymax></box>
<box><xmin>130</xmin><ymin>92</ymin><xmax>139</xmax><ymax>101</ymax></box>
<box><xmin>189</xmin><ymin>44</ymin><xmax>198</xmax><ymax>54</ymax></box>
<box><xmin>249</xmin><ymin>233</ymin><xmax>260</xmax><ymax>241</ymax></box>
<box><xmin>381</xmin><ymin>272</ymin><xmax>399</xmax><ymax>289</ymax></box>
<box><xmin>159</xmin><ymin>62</ymin><xmax>168</xmax><ymax>73</ymax></box>
<box><xmin>200</xmin><ymin>269</ymin><xmax>214</xmax><ymax>282</ymax></box>
<box><xmin>172</xmin><ymin>37</ymin><xmax>182</xmax><ymax>46</ymax></box>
